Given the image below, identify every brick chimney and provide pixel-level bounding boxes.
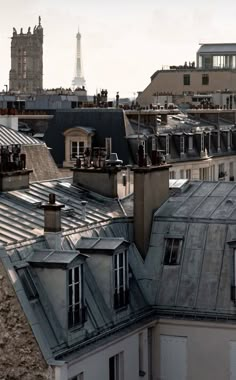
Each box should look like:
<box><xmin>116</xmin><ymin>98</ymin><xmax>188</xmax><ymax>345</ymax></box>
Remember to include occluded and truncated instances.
<box><xmin>133</xmin><ymin>146</ymin><xmax>171</xmax><ymax>258</ymax></box>
<box><xmin>41</xmin><ymin>193</ymin><xmax>65</xmax><ymax>249</ymax></box>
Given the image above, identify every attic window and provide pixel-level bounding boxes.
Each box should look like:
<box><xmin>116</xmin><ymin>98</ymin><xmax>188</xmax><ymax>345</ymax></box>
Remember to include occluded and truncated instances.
<box><xmin>68</xmin><ymin>265</ymin><xmax>85</xmax><ymax>328</ymax></box>
<box><xmin>164</xmin><ymin>238</ymin><xmax>183</xmax><ymax>265</ymax></box>
<box><xmin>17</xmin><ymin>267</ymin><xmax>38</xmax><ymax>300</ymax></box>
<box><xmin>113</xmin><ymin>251</ymin><xmax>129</xmax><ymax>310</ymax></box>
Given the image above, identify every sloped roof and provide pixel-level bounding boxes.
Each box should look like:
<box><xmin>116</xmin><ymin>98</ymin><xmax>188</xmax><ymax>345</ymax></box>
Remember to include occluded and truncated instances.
<box><xmin>145</xmin><ymin>180</ymin><xmax>236</xmax><ymax>319</ymax></box>
<box><xmin>0</xmin><ymin>178</ymin><xmax>126</xmax><ymax>247</ymax></box>
<box><xmin>44</xmin><ymin>109</ymin><xmax>132</xmax><ymax>166</ymax></box>
<box><xmin>76</xmin><ymin>237</ymin><xmax>129</xmax><ymax>252</ymax></box>
<box><xmin>0</xmin><ymin>124</ymin><xmax>42</xmax><ymax>145</ymax></box>
<box><xmin>197</xmin><ymin>43</ymin><xmax>236</xmax><ymax>54</ymax></box>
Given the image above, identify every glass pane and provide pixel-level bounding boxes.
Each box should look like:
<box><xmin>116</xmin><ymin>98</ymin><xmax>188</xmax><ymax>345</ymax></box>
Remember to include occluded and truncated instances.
<box><xmin>74</xmin><ymin>304</ymin><xmax>80</xmax><ymax>325</ymax></box>
<box><xmin>114</xmin><ymin>270</ymin><xmax>118</xmax><ymax>289</ymax></box>
<box><xmin>75</xmin><ymin>283</ymin><xmax>80</xmax><ymax>303</ymax></box>
<box><xmin>74</xmin><ymin>267</ymin><xmax>79</xmax><ymax>283</ymax></box>
<box><xmin>69</xmin><ymin>285</ymin><xmax>72</xmax><ymax>306</ymax></box>
<box><xmin>119</xmin><ymin>269</ymin><xmax>124</xmax><ymax>286</ymax></box>
<box><xmin>114</xmin><ymin>255</ymin><xmax>118</xmax><ymax>270</ymax></box>
<box><xmin>68</xmin><ymin>307</ymin><xmax>73</xmax><ymax>328</ymax></box>
<box><xmin>119</xmin><ymin>253</ymin><xmax>123</xmax><ymax>268</ymax></box>
<box><xmin>164</xmin><ymin>239</ymin><xmax>172</xmax><ymax>264</ymax></box>
<box><xmin>69</xmin><ymin>269</ymin><xmax>72</xmax><ymax>285</ymax></box>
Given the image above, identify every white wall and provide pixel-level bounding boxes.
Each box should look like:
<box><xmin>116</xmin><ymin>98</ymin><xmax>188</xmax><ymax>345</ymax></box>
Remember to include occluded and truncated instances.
<box><xmin>154</xmin><ymin>319</ymin><xmax>236</xmax><ymax>380</ymax></box>
<box><xmin>67</xmin><ymin>326</ymin><xmax>150</xmax><ymax>380</ymax></box>
<box><xmin>168</xmin><ymin>154</ymin><xmax>236</xmax><ymax>182</ymax></box>
<box><xmin>0</xmin><ymin>116</ymin><xmax>18</xmax><ymax>130</ymax></box>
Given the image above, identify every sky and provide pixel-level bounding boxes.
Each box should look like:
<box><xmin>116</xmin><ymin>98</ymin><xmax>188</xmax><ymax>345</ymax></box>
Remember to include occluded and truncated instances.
<box><xmin>1</xmin><ymin>0</ymin><xmax>236</xmax><ymax>98</ymax></box>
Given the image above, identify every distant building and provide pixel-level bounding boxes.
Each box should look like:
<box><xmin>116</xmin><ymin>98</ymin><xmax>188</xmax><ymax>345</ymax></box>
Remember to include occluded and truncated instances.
<box><xmin>9</xmin><ymin>17</ymin><xmax>43</xmax><ymax>93</ymax></box>
<box><xmin>72</xmin><ymin>27</ymin><xmax>86</xmax><ymax>89</ymax></box>
<box><xmin>137</xmin><ymin>43</ymin><xmax>236</xmax><ymax>107</ymax></box>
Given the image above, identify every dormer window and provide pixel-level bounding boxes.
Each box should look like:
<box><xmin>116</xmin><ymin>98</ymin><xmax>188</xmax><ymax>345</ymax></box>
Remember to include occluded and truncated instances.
<box><xmin>68</xmin><ymin>265</ymin><xmax>84</xmax><ymax>329</ymax></box>
<box><xmin>113</xmin><ymin>251</ymin><xmax>129</xmax><ymax>309</ymax></box>
<box><xmin>164</xmin><ymin>238</ymin><xmax>183</xmax><ymax>265</ymax></box>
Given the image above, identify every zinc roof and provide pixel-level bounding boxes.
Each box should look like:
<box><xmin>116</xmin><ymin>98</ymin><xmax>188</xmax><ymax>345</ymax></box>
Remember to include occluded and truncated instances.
<box><xmin>0</xmin><ymin>179</ymin><xmax>125</xmax><ymax>247</ymax></box>
<box><xmin>0</xmin><ymin>124</ymin><xmax>43</xmax><ymax>146</ymax></box>
<box><xmin>155</xmin><ymin>181</ymin><xmax>236</xmax><ymax>220</ymax></box>
<box><xmin>28</xmin><ymin>249</ymin><xmax>82</xmax><ymax>266</ymax></box>
<box><xmin>76</xmin><ymin>237</ymin><xmax>128</xmax><ymax>251</ymax></box>
<box><xmin>197</xmin><ymin>43</ymin><xmax>236</xmax><ymax>54</ymax></box>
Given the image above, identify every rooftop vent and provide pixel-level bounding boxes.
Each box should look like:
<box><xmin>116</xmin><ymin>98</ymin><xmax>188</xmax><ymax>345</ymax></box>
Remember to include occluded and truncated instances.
<box><xmin>105</xmin><ymin>153</ymin><xmax>123</xmax><ymax>166</ymax></box>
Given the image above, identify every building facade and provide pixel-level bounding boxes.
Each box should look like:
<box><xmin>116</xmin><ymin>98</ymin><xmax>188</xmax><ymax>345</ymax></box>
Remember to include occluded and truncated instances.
<box><xmin>9</xmin><ymin>17</ymin><xmax>43</xmax><ymax>93</ymax></box>
<box><xmin>137</xmin><ymin>43</ymin><xmax>236</xmax><ymax>107</ymax></box>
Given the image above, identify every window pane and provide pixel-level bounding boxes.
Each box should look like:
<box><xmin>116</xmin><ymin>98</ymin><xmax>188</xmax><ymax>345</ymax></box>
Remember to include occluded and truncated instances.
<box><xmin>114</xmin><ymin>270</ymin><xmax>118</xmax><ymax>289</ymax></box>
<box><xmin>68</xmin><ymin>307</ymin><xmax>73</xmax><ymax>328</ymax></box>
<box><xmin>69</xmin><ymin>268</ymin><xmax>72</xmax><ymax>285</ymax></box>
<box><xmin>75</xmin><ymin>283</ymin><xmax>80</xmax><ymax>303</ymax></box>
<box><xmin>109</xmin><ymin>357</ymin><xmax>115</xmax><ymax>380</ymax></box>
<box><xmin>74</xmin><ymin>267</ymin><xmax>79</xmax><ymax>283</ymax></box>
<box><xmin>119</xmin><ymin>269</ymin><xmax>124</xmax><ymax>285</ymax></box>
<box><xmin>69</xmin><ymin>285</ymin><xmax>72</xmax><ymax>306</ymax></box>
<box><xmin>74</xmin><ymin>304</ymin><xmax>80</xmax><ymax>325</ymax></box>
<box><xmin>119</xmin><ymin>253</ymin><xmax>123</xmax><ymax>268</ymax></box>
<box><xmin>164</xmin><ymin>239</ymin><xmax>172</xmax><ymax>264</ymax></box>
<box><xmin>164</xmin><ymin>238</ymin><xmax>182</xmax><ymax>265</ymax></box>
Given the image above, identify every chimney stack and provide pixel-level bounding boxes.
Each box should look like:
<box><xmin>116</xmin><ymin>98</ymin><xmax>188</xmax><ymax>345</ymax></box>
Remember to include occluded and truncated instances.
<box><xmin>133</xmin><ymin>146</ymin><xmax>171</xmax><ymax>258</ymax></box>
<box><xmin>41</xmin><ymin>193</ymin><xmax>64</xmax><ymax>249</ymax></box>
<box><xmin>0</xmin><ymin>144</ymin><xmax>32</xmax><ymax>192</ymax></box>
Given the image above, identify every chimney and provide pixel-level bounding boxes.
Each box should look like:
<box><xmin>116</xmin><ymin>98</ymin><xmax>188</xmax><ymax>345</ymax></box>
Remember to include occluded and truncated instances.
<box><xmin>72</xmin><ymin>146</ymin><xmax>122</xmax><ymax>198</ymax></box>
<box><xmin>41</xmin><ymin>193</ymin><xmax>65</xmax><ymax>249</ymax></box>
<box><xmin>0</xmin><ymin>144</ymin><xmax>32</xmax><ymax>192</ymax></box>
<box><xmin>133</xmin><ymin>146</ymin><xmax>171</xmax><ymax>258</ymax></box>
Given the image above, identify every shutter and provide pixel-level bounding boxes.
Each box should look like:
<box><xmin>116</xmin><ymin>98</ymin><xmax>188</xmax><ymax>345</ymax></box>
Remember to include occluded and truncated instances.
<box><xmin>160</xmin><ymin>335</ymin><xmax>187</xmax><ymax>380</ymax></box>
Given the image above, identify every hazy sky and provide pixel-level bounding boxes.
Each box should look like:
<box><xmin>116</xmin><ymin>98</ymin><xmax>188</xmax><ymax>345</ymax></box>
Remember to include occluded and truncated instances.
<box><xmin>1</xmin><ymin>0</ymin><xmax>236</xmax><ymax>97</ymax></box>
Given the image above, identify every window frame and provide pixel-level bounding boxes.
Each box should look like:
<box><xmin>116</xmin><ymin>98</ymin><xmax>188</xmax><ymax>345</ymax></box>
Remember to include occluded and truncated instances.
<box><xmin>68</xmin><ymin>265</ymin><xmax>85</xmax><ymax>329</ymax></box>
<box><xmin>17</xmin><ymin>266</ymin><xmax>38</xmax><ymax>301</ymax></box>
<box><xmin>202</xmin><ymin>74</ymin><xmax>209</xmax><ymax>85</ymax></box>
<box><xmin>183</xmin><ymin>74</ymin><xmax>190</xmax><ymax>86</ymax></box>
<box><xmin>109</xmin><ymin>352</ymin><xmax>124</xmax><ymax>380</ymax></box>
<box><xmin>163</xmin><ymin>238</ymin><xmax>183</xmax><ymax>266</ymax></box>
<box><xmin>113</xmin><ymin>251</ymin><xmax>129</xmax><ymax>310</ymax></box>
<box><xmin>70</xmin><ymin>141</ymin><xmax>85</xmax><ymax>160</ymax></box>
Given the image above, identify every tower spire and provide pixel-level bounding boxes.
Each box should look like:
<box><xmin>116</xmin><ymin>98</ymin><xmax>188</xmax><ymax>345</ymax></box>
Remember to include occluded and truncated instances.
<box><xmin>72</xmin><ymin>26</ymin><xmax>86</xmax><ymax>90</ymax></box>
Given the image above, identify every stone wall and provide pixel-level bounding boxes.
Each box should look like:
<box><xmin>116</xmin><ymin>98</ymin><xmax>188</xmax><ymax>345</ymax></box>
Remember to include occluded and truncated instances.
<box><xmin>0</xmin><ymin>261</ymin><xmax>54</xmax><ymax>380</ymax></box>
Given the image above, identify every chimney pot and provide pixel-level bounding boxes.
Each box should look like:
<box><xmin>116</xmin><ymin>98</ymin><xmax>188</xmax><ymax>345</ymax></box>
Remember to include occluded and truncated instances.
<box><xmin>49</xmin><ymin>193</ymin><xmax>56</xmax><ymax>204</ymax></box>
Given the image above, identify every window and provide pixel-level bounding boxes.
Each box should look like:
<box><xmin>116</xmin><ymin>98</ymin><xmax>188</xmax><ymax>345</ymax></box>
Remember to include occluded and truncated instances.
<box><xmin>186</xmin><ymin>169</ymin><xmax>191</xmax><ymax>179</ymax></box>
<box><xmin>231</xmin><ymin>248</ymin><xmax>236</xmax><ymax>302</ymax></box>
<box><xmin>218</xmin><ymin>163</ymin><xmax>225</xmax><ymax>179</ymax></box>
<box><xmin>69</xmin><ymin>373</ymin><xmax>84</xmax><ymax>380</ymax></box>
<box><xmin>139</xmin><ymin>333</ymin><xmax>145</xmax><ymax>376</ymax></box>
<box><xmin>230</xmin><ymin>162</ymin><xmax>234</xmax><ymax>180</ymax></box>
<box><xmin>180</xmin><ymin>135</ymin><xmax>185</xmax><ymax>153</ymax></box>
<box><xmin>199</xmin><ymin>167</ymin><xmax>209</xmax><ymax>180</ymax></box>
<box><xmin>202</xmin><ymin>74</ymin><xmax>209</xmax><ymax>85</ymax></box>
<box><xmin>164</xmin><ymin>238</ymin><xmax>183</xmax><ymax>265</ymax></box>
<box><xmin>113</xmin><ymin>251</ymin><xmax>129</xmax><ymax>309</ymax></box>
<box><xmin>70</xmin><ymin>141</ymin><xmax>85</xmax><ymax>160</ymax></box>
<box><xmin>180</xmin><ymin>170</ymin><xmax>184</xmax><ymax>179</ymax></box>
<box><xmin>109</xmin><ymin>352</ymin><xmax>124</xmax><ymax>380</ymax></box>
<box><xmin>166</xmin><ymin>135</ymin><xmax>170</xmax><ymax>155</ymax></box>
<box><xmin>68</xmin><ymin>265</ymin><xmax>84</xmax><ymax>328</ymax></box>
<box><xmin>183</xmin><ymin>74</ymin><xmax>190</xmax><ymax>86</ymax></box>
<box><xmin>188</xmin><ymin>135</ymin><xmax>193</xmax><ymax>150</ymax></box>
<box><xmin>17</xmin><ymin>266</ymin><xmax>38</xmax><ymax>300</ymax></box>
<box><xmin>169</xmin><ymin>171</ymin><xmax>176</xmax><ymax>179</ymax></box>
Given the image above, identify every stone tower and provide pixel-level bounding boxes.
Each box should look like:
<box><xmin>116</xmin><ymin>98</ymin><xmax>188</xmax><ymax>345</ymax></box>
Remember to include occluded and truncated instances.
<box><xmin>9</xmin><ymin>17</ymin><xmax>43</xmax><ymax>93</ymax></box>
<box><xmin>72</xmin><ymin>26</ymin><xmax>86</xmax><ymax>89</ymax></box>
